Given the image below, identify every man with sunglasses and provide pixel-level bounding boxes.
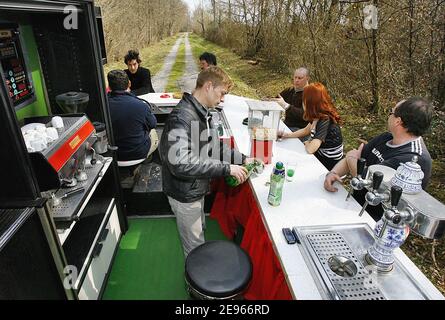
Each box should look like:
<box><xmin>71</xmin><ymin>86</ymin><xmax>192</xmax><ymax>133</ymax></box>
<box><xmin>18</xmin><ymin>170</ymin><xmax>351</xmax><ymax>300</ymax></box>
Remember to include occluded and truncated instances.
<box><xmin>324</xmin><ymin>97</ymin><xmax>433</xmax><ymax>220</ymax></box>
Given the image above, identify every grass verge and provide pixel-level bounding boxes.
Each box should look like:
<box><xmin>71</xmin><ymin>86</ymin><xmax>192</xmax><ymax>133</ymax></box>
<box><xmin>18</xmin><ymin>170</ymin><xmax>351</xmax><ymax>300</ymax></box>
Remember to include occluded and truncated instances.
<box><xmin>188</xmin><ymin>33</ymin><xmax>261</xmax><ymax>98</ymax></box>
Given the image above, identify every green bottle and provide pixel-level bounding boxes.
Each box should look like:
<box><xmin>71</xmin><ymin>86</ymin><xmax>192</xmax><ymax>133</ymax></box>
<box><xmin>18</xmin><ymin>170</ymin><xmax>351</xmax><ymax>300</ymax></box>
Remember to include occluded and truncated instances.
<box><xmin>268</xmin><ymin>161</ymin><xmax>285</xmax><ymax>206</ymax></box>
<box><xmin>225</xmin><ymin>160</ymin><xmax>262</xmax><ymax>187</ymax></box>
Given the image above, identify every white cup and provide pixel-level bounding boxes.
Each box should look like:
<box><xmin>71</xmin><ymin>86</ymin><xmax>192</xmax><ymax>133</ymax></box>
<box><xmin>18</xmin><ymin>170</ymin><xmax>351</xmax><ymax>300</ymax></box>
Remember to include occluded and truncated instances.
<box><xmin>35</xmin><ymin>125</ymin><xmax>46</xmax><ymax>133</ymax></box>
<box><xmin>45</xmin><ymin>127</ymin><xmax>59</xmax><ymax>143</ymax></box>
<box><xmin>23</xmin><ymin>131</ymin><xmax>35</xmax><ymax>140</ymax></box>
<box><xmin>33</xmin><ymin>131</ymin><xmax>47</xmax><ymax>141</ymax></box>
<box><xmin>30</xmin><ymin>137</ymin><xmax>47</xmax><ymax>152</ymax></box>
<box><xmin>24</xmin><ymin>135</ymin><xmax>33</xmax><ymax>152</ymax></box>
<box><xmin>51</xmin><ymin>116</ymin><xmax>64</xmax><ymax>133</ymax></box>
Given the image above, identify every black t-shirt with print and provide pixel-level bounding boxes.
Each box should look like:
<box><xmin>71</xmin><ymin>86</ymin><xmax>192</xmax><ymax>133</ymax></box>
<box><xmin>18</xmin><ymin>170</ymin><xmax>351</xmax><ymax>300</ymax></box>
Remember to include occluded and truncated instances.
<box><xmin>361</xmin><ymin>132</ymin><xmax>432</xmax><ymax>189</ymax></box>
<box><xmin>354</xmin><ymin>132</ymin><xmax>432</xmax><ymax>221</ymax></box>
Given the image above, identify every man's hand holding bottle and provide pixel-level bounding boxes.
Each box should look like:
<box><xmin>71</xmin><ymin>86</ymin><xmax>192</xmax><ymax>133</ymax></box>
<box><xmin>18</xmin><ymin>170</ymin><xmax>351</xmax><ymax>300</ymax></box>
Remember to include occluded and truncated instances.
<box><xmin>230</xmin><ymin>165</ymin><xmax>248</xmax><ymax>184</ymax></box>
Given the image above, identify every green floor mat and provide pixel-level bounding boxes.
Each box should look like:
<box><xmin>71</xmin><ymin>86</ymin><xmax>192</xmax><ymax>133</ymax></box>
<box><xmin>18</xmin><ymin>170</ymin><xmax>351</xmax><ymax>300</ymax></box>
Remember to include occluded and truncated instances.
<box><xmin>102</xmin><ymin>216</ymin><xmax>228</xmax><ymax>300</ymax></box>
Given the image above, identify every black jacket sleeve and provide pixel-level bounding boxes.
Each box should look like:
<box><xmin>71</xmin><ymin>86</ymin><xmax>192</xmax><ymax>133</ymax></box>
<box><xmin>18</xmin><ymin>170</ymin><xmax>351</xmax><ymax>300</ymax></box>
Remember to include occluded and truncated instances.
<box><xmin>163</xmin><ymin>118</ymin><xmax>231</xmax><ymax>179</ymax></box>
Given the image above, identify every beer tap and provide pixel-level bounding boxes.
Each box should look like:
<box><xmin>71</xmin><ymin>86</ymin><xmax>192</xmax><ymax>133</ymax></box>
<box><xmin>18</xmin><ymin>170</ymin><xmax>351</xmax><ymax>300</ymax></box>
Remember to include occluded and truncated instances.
<box><xmin>363</xmin><ymin>171</ymin><xmax>391</xmax><ymax>211</ymax></box>
<box><xmin>358</xmin><ymin>163</ymin><xmax>445</xmax><ymax>274</ymax></box>
<box><xmin>366</xmin><ymin>185</ymin><xmax>415</xmax><ymax>272</ymax></box>
<box><xmin>346</xmin><ymin>158</ymin><xmax>371</xmax><ymax>201</ymax></box>
<box><xmin>376</xmin><ymin>186</ymin><xmax>403</xmax><ymax>238</ymax></box>
<box><xmin>358</xmin><ymin>171</ymin><xmax>385</xmax><ymax>217</ymax></box>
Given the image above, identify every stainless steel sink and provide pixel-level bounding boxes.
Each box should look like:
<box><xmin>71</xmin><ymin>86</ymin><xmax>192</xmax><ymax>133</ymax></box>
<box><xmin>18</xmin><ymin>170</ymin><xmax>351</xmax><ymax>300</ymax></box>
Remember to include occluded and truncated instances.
<box><xmin>293</xmin><ymin>223</ymin><xmax>430</xmax><ymax>300</ymax></box>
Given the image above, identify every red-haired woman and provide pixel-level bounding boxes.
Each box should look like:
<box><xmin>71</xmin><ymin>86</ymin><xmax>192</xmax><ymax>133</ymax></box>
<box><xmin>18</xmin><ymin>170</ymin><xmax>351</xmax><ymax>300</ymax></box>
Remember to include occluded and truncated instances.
<box><xmin>279</xmin><ymin>82</ymin><xmax>344</xmax><ymax>170</ymax></box>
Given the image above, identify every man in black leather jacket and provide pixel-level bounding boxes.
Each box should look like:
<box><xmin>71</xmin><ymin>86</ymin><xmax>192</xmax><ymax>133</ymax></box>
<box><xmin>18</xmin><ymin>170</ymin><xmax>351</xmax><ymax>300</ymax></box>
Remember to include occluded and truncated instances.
<box><xmin>160</xmin><ymin>66</ymin><xmax>250</xmax><ymax>257</ymax></box>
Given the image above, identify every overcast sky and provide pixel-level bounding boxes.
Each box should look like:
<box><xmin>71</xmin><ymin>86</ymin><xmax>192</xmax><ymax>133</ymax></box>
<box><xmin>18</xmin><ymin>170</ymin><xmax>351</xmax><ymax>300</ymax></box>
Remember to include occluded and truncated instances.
<box><xmin>183</xmin><ymin>0</ymin><xmax>201</xmax><ymax>13</ymax></box>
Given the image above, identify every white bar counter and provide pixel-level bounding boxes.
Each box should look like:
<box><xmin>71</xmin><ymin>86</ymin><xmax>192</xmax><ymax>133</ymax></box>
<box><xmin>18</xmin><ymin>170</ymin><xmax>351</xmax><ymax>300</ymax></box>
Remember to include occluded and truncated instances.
<box><xmin>221</xmin><ymin>94</ymin><xmax>444</xmax><ymax>300</ymax></box>
<box><xmin>138</xmin><ymin>92</ymin><xmax>180</xmax><ymax>107</ymax></box>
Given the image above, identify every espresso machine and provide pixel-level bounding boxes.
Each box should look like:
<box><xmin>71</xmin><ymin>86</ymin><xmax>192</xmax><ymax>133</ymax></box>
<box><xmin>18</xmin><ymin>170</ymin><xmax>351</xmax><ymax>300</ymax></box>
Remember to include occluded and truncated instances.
<box><xmin>24</xmin><ymin>114</ymin><xmax>103</xmax><ymax>221</ymax></box>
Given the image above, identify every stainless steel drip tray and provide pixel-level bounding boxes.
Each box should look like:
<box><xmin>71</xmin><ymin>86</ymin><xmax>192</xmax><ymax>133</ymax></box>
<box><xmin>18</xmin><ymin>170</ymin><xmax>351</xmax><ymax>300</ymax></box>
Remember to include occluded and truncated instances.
<box><xmin>293</xmin><ymin>223</ymin><xmax>429</xmax><ymax>300</ymax></box>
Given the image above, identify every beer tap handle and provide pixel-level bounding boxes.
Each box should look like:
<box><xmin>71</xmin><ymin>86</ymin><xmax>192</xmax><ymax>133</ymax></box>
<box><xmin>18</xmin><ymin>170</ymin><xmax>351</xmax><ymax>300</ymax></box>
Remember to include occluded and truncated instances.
<box><xmin>347</xmin><ymin>159</ymin><xmax>369</xmax><ymax>202</ymax></box>
<box><xmin>357</xmin><ymin>158</ymin><xmax>366</xmax><ymax>178</ymax></box>
<box><xmin>358</xmin><ymin>202</ymin><xmax>368</xmax><ymax>217</ymax></box>
<box><xmin>391</xmin><ymin>185</ymin><xmax>403</xmax><ymax>207</ymax></box>
<box><xmin>372</xmin><ymin>171</ymin><xmax>384</xmax><ymax>191</ymax></box>
<box><xmin>345</xmin><ymin>188</ymin><xmax>352</xmax><ymax>201</ymax></box>
<box><xmin>362</xmin><ymin>166</ymin><xmax>369</xmax><ymax>180</ymax></box>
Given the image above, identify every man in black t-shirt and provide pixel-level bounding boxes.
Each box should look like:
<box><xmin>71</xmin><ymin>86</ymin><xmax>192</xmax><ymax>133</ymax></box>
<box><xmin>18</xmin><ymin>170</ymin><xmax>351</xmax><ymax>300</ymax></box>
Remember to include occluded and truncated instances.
<box><xmin>272</xmin><ymin>67</ymin><xmax>310</xmax><ymax>131</ymax></box>
<box><xmin>359</xmin><ymin>132</ymin><xmax>431</xmax><ymax>189</ymax></box>
<box><xmin>124</xmin><ymin>50</ymin><xmax>155</xmax><ymax>96</ymax></box>
<box><xmin>324</xmin><ymin>97</ymin><xmax>433</xmax><ymax>220</ymax></box>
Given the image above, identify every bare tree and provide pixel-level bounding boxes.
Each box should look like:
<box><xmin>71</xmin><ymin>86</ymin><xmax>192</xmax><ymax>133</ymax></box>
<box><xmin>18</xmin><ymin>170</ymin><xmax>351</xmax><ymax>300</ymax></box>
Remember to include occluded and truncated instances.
<box><xmin>95</xmin><ymin>0</ymin><xmax>189</xmax><ymax>62</ymax></box>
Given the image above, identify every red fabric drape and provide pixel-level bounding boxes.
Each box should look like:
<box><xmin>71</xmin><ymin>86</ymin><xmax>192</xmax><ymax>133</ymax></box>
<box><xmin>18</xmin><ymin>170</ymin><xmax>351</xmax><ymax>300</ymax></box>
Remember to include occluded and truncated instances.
<box><xmin>210</xmin><ymin>178</ymin><xmax>293</xmax><ymax>300</ymax></box>
<box><xmin>210</xmin><ymin>179</ymin><xmax>253</xmax><ymax>239</ymax></box>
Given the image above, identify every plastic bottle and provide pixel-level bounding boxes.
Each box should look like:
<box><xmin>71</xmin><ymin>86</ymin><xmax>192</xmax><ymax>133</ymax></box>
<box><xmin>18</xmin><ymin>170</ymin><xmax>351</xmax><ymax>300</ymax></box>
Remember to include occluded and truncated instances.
<box><xmin>268</xmin><ymin>161</ymin><xmax>285</xmax><ymax>206</ymax></box>
<box><xmin>225</xmin><ymin>160</ymin><xmax>263</xmax><ymax>187</ymax></box>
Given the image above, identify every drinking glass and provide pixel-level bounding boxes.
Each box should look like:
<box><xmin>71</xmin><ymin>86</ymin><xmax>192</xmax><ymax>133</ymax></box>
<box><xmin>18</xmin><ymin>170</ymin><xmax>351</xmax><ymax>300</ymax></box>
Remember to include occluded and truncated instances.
<box><xmin>286</xmin><ymin>160</ymin><xmax>297</xmax><ymax>182</ymax></box>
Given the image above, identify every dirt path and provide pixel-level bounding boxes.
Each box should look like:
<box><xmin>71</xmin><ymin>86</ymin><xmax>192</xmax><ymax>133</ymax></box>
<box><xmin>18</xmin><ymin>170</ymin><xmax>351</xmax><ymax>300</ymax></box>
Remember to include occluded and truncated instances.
<box><xmin>177</xmin><ymin>33</ymin><xmax>199</xmax><ymax>93</ymax></box>
<box><xmin>152</xmin><ymin>35</ymin><xmax>184</xmax><ymax>92</ymax></box>
<box><xmin>152</xmin><ymin>33</ymin><xmax>198</xmax><ymax>93</ymax></box>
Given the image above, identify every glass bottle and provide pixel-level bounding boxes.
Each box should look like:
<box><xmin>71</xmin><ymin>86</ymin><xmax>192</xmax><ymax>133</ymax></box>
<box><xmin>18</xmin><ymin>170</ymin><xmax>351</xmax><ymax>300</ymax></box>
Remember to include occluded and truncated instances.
<box><xmin>225</xmin><ymin>160</ymin><xmax>262</xmax><ymax>187</ymax></box>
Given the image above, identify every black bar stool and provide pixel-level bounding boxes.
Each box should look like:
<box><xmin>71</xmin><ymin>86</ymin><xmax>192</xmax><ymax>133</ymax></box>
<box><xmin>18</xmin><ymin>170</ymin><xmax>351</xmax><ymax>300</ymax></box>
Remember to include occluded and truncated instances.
<box><xmin>185</xmin><ymin>240</ymin><xmax>252</xmax><ymax>300</ymax></box>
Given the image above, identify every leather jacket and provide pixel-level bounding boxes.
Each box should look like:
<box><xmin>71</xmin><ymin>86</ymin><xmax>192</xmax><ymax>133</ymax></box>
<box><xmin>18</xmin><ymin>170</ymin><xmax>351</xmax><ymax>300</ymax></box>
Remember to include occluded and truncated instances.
<box><xmin>160</xmin><ymin>93</ymin><xmax>245</xmax><ymax>203</ymax></box>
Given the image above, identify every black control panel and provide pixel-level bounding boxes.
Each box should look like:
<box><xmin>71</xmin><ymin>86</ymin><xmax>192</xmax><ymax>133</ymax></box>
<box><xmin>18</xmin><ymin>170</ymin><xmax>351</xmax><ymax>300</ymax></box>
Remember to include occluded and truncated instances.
<box><xmin>0</xmin><ymin>25</ymin><xmax>34</xmax><ymax>108</ymax></box>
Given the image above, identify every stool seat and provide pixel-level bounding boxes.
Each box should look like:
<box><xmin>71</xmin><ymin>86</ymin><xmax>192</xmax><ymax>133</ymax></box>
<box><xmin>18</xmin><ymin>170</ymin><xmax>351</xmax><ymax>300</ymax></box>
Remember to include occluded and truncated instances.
<box><xmin>117</xmin><ymin>161</ymin><xmax>143</xmax><ymax>189</ymax></box>
<box><xmin>185</xmin><ymin>240</ymin><xmax>252</xmax><ymax>299</ymax></box>
<box><xmin>117</xmin><ymin>158</ymin><xmax>145</xmax><ymax>167</ymax></box>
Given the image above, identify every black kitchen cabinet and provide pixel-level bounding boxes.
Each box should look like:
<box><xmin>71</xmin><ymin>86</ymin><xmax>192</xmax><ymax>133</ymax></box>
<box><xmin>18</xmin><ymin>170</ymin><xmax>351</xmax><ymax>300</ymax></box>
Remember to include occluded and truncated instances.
<box><xmin>0</xmin><ymin>0</ymin><xmax>127</xmax><ymax>300</ymax></box>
